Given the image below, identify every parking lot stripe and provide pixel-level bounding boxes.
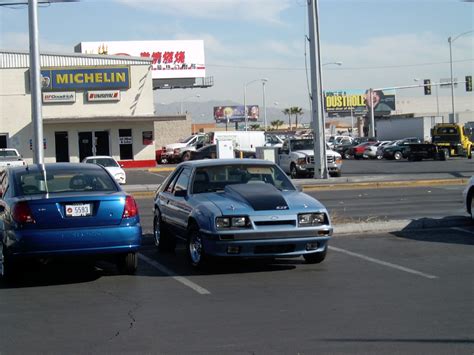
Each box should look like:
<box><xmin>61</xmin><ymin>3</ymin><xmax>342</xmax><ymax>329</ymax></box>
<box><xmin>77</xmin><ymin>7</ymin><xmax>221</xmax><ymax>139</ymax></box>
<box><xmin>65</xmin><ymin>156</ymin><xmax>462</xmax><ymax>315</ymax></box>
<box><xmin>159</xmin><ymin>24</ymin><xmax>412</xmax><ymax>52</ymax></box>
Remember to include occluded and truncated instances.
<box><xmin>451</xmin><ymin>227</ymin><xmax>474</xmax><ymax>235</ymax></box>
<box><xmin>328</xmin><ymin>246</ymin><xmax>438</xmax><ymax>279</ymax></box>
<box><xmin>138</xmin><ymin>254</ymin><xmax>211</xmax><ymax>295</ymax></box>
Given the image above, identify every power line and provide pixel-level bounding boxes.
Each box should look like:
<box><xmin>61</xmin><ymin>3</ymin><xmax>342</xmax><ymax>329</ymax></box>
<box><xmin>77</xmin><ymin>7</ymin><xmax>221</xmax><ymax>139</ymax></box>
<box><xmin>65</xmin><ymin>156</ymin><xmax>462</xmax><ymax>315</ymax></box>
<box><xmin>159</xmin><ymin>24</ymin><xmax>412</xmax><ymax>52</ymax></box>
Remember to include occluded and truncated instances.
<box><xmin>207</xmin><ymin>58</ymin><xmax>474</xmax><ymax>71</ymax></box>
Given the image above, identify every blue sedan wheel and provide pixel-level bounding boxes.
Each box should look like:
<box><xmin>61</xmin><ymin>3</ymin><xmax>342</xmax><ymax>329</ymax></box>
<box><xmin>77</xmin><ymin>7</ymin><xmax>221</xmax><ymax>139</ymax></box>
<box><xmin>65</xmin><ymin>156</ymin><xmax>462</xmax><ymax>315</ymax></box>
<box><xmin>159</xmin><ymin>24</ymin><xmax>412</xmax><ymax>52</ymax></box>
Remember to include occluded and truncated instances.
<box><xmin>187</xmin><ymin>228</ymin><xmax>208</xmax><ymax>268</ymax></box>
<box><xmin>0</xmin><ymin>244</ymin><xmax>17</xmax><ymax>282</ymax></box>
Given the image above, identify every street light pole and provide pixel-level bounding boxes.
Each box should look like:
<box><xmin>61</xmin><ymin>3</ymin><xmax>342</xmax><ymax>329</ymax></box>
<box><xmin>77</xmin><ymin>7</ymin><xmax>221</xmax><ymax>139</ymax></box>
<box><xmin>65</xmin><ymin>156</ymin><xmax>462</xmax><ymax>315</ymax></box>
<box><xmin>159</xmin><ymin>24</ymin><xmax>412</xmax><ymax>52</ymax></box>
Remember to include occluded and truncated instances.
<box><xmin>180</xmin><ymin>94</ymin><xmax>200</xmax><ymax>115</ymax></box>
<box><xmin>262</xmin><ymin>80</ymin><xmax>267</xmax><ymax>131</ymax></box>
<box><xmin>448</xmin><ymin>30</ymin><xmax>473</xmax><ymax>123</ymax></box>
<box><xmin>243</xmin><ymin>78</ymin><xmax>267</xmax><ymax>131</ymax></box>
<box><xmin>28</xmin><ymin>0</ymin><xmax>44</xmax><ymax>164</ymax></box>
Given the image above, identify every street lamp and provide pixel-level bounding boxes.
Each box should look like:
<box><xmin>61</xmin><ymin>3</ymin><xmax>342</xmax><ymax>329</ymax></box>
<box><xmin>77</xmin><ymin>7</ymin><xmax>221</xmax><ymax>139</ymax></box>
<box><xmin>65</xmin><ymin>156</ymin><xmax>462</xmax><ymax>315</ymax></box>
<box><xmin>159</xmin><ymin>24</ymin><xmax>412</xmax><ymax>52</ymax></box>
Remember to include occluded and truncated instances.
<box><xmin>180</xmin><ymin>94</ymin><xmax>200</xmax><ymax>115</ymax></box>
<box><xmin>243</xmin><ymin>78</ymin><xmax>268</xmax><ymax>131</ymax></box>
<box><xmin>322</xmin><ymin>61</ymin><xmax>342</xmax><ymax>67</ymax></box>
<box><xmin>448</xmin><ymin>30</ymin><xmax>473</xmax><ymax>122</ymax></box>
<box><xmin>414</xmin><ymin>78</ymin><xmax>440</xmax><ymax>117</ymax></box>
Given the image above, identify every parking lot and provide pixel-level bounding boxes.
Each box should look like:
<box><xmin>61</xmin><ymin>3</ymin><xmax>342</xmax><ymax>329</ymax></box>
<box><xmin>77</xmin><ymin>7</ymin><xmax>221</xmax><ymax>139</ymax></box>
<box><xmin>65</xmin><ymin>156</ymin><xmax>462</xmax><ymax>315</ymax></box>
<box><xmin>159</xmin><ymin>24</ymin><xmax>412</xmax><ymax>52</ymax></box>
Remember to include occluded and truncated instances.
<box><xmin>1</xmin><ymin>225</ymin><xmax>472</xmax><ymax>354</ymax></box>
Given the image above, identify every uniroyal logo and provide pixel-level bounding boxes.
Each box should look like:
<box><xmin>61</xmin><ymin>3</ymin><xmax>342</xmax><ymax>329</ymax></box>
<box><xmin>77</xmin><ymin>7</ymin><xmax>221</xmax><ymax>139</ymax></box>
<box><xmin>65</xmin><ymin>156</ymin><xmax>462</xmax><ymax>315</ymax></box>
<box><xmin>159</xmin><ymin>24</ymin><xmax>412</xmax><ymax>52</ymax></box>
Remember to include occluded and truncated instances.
<box><xmin>87</xmin><ymin>90</ymin><xmax>121</xmax><ymax>102</ymax></box>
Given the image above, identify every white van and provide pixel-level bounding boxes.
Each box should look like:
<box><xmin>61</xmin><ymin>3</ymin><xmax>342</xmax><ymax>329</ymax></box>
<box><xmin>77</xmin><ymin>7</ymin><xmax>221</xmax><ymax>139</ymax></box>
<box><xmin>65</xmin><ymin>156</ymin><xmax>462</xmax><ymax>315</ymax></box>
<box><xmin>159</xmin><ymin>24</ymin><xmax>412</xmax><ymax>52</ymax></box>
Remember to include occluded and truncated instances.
<box><xmin>206</xmin><ymin>131</ymin><xmax>266</xmax><ymax>153</ymax></box>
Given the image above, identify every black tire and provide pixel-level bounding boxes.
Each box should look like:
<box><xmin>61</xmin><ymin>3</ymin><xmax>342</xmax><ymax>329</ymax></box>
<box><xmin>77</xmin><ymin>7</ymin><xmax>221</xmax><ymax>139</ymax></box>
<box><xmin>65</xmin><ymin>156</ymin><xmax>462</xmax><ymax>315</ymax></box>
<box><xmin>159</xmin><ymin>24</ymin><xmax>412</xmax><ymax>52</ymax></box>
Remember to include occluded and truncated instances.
<box><xmin>186</xmin><ymin>227</ymin><xmax>209</xmax><ymax>269</ymax></box>
<box><xmin>303</xmin><ymin>247</ymin><xmax>327</xmax><ymax>264</ymax></box>
<box><xmin>117</xmin><ymin>252</ymin><xmax>137</xmax><ymax>275</ymax></box>
<box><xmin>290</xmin><ymin>164</ymin><xmax>300</xmax><ymax>179</ymax></box>
<box><xmin>468</xmin><ymin>190</ymin><xmax>474</xmax><ymax>221</ymax></box>
<box><xmin>181</xmin><ymin>151</ymin><xmax>192</xmax><ymax>161</ymax></box>
<box><xmin>376</xmin><ymin>154</ymin><xmax>383</xmax><ymax>160</ymax></box>
<box><xmin>443</xmin><ymin>149</ymin><xmax>450</xmax><ymax>160</ymax></box>
<box><xmin>330</xmin><ymin>170</ymin><xmax>342</xmax><ymax>177</ymax></box>
<box><xmin>344</xmin><ymin>152</ymin><xmax>352</xmax><ymax>159</ymax></box>
<box><xmin>393</xmin><ymin>151</ymin><xmax>403</xmax><ymax>160</ymax></box>
<box><xmin>468</xmin><ymin>147</ymin><xmax>472</xmax><ymax>159</ymax></box>
<box><xmin>153</xmin><ymin>211</ymin><xmax>176</xmax><ymax>252</ymax></box>
<box><xmin>0</xmin><ymin>245</ymin><xmax>18</xmax><ymax>282</ymax></box>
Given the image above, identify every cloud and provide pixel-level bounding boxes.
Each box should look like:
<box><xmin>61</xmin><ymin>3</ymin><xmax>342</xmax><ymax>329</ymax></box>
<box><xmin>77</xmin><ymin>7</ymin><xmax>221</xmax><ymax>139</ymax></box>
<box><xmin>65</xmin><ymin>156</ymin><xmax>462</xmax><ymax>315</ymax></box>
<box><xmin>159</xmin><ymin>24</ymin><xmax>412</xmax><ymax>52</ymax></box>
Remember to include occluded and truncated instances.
<box><xmin>114</xmin><ymin>0</ymin><xmax>292</xmax><ymax>24</ymax></box>
<box><xmin>0</xmin><ymin>32</ymin><xmax>73</xmax><ymax>53</ymax></box>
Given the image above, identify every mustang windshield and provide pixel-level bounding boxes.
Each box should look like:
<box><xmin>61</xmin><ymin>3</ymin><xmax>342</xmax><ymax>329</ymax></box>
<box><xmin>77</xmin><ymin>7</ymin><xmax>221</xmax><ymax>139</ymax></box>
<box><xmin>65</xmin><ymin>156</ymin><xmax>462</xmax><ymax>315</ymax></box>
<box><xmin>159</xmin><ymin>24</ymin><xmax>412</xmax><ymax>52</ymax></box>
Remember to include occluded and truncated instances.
<box><xmin>192</xmin><ymin>164</ymin><xmax>295</xmax><ymax>194</ymax></box>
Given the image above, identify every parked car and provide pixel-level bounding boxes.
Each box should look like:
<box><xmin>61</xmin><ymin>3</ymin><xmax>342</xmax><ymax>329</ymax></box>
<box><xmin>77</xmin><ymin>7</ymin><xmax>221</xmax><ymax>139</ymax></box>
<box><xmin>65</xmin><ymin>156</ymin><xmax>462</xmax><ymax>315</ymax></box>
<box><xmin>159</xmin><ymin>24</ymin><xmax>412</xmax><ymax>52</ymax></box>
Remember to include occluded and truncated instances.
<box><xmin>153</xmin><ymin>159</ymin><xmax>332</xmax><ymax>268</ymax></box>
<box><xmin>347</xmin><ymin>141</ymin><xmax>378</xmax><ymax>159</ymax></box>
<box><xmin>462</xmin><ymin>176</ymin><xmax>474</xmax><ymax>220</ymax></box>
<box><xmin>334</xmin><ymin>137</ymin><xmax>373</xmax><ymax>159</ymax></box>
<box><xmin>278</xmin><ymin>138</ymin><xmax>342</xmax><ymax>178</ymax></box>
<box><xmin>406</xmin><ymin>143</ymin><xmax>448</xmax><ymax>161</ymax></box>
<box><xmin>0</xmin><ymin>163</ymin><xmax>142</xmax><ymax>280</ymax></box>
<box><xmin>375</xmin><ymin>141</ymin><xmax>395</xmax><ymax>159</ymax></box>
<box><xmin>162</xmin><ymin>133</ymin><xmax>207</xmax><ymax>163</ymax></box>
<box><xmin>364</xmin><ymin>141</ymin><xmax>392</xmax><ymax>159</ymax></box>
<box><xmin>83</xmin><ymin>155</ymin><xmax>126</xmax><ymax>184</ymax></box>
<box><xmin>382</xmin><ymin>138</ymin><xmax>421</xmax><ymax>160</ymax></box>
<box><xmin>327</xmin><ymin>135</ymin><xmax>353</xmax><ymax>149</ymax></box>
<box><xmin>0</xmin><ymin>148</ymin><xmax>26</xmax><ymax>169</ymax></box>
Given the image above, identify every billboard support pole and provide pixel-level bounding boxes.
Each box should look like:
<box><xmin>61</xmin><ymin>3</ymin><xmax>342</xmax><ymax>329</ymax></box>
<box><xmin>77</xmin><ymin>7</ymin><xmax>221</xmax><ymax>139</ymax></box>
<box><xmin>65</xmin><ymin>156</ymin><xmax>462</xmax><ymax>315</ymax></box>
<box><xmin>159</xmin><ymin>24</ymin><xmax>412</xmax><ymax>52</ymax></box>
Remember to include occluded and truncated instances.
<box><xmin>369</xmin><ymin>88</ymin><xmax>375</xmax><ymax>138</ymax></box>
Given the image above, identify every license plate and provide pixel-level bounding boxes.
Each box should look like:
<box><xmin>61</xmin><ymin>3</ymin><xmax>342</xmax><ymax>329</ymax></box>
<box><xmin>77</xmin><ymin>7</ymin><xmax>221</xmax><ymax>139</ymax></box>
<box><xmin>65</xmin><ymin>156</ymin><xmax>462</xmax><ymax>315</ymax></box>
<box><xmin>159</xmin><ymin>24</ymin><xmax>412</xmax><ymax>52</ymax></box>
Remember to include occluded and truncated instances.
<box><xmin>65</xmin><ymin>203</ymin><xmax>92</xmax><ymax>217</ymax></box>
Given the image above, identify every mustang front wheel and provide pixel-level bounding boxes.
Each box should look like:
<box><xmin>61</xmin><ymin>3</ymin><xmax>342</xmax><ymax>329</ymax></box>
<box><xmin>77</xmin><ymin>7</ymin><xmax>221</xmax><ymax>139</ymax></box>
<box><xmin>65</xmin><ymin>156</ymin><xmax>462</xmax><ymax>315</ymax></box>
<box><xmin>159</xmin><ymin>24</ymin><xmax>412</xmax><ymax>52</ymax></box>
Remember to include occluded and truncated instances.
<box><xmin>187</xmin><ymin>228</ymin><xmax>209</xmax><ymax>268</ymax></box>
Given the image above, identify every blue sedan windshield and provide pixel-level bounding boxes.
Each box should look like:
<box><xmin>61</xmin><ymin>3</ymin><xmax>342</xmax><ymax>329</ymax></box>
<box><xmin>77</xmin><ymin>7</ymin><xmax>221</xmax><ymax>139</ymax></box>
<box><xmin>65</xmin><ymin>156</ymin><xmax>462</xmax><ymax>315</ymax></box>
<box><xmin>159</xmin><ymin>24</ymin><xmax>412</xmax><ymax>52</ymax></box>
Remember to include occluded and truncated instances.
<box><xmin>15</xmin><ymin>168</ymin><xmax>118</xmax><ymax>195</ymax></box>
<box><xmin>192</xmin><ymin>164</ymin><xmax>295</xmax><ymax>194</ymax></box>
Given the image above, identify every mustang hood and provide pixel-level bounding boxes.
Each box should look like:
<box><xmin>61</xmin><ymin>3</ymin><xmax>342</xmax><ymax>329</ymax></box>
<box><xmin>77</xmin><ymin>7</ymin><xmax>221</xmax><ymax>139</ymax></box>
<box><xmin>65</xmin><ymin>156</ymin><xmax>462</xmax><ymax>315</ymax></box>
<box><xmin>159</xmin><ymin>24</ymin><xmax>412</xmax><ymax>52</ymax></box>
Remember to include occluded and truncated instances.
<box><xmin>223</xmin><ymin>183</ymin><xmax>289</xmax><ymax>211</ymax></box>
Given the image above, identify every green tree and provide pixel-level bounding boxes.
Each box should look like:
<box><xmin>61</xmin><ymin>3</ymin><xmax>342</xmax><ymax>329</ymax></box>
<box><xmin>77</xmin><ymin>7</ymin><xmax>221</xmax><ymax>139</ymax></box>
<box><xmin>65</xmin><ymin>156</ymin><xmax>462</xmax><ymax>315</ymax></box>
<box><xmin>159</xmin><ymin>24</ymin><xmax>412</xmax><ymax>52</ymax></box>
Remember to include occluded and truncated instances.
<box><xmin>290</xmin><ymin>106</ymin><xmax>304</xmax><ymax>129</ymax></box>
<box><xmin>282</xmin><ymin>108</ymin><xmax>292</xmax><ymax>130</ymax></box>
<box><xmin>271</xmin><ymin>119</ymin><xmax>284</xmax><ymax>130</ymax></box>
<box><xmin>249</xmin><ymin>124</ymin><xmax>261</xmax><ymax>131</ymax></box>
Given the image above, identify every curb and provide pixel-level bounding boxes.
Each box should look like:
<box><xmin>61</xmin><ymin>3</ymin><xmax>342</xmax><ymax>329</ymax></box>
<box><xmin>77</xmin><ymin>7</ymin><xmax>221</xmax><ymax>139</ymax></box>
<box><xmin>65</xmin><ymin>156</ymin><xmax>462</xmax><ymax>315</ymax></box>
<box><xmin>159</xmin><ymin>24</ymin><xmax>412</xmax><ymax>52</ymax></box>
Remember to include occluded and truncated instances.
<box><xmin>334</xmin><ymin>217</ymin><xmax>472</xmax><ymax>235</ymax></box>
<box><xmin>300</xmin><ymin>178</ymin><xmax>469</xmax><ymax>191</ymax></box>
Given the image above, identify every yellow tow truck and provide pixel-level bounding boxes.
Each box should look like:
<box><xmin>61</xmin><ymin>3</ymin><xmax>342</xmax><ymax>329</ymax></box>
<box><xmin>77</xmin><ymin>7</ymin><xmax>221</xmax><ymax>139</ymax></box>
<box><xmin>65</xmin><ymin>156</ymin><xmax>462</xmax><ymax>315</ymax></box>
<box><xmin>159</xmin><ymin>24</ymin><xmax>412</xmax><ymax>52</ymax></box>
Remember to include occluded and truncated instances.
<box><xmin>431</xmin><ymin>123</ymin><xmax>473</xmax><ymax>159</ymax></box>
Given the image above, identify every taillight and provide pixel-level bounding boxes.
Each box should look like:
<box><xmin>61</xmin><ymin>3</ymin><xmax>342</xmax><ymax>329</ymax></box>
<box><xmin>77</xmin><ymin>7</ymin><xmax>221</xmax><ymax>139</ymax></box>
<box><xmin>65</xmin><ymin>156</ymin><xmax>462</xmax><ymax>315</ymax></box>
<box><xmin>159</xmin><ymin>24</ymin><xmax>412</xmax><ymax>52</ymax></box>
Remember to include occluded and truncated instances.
<box><xmin>12</xmin><ymin>201</ymin><xmax>35</xmax><ymax>224</ymax></box>
<box><xmin>122</xmin><ymin>195</ymin><xmax>138</xmax><ymax>218</ymax></box>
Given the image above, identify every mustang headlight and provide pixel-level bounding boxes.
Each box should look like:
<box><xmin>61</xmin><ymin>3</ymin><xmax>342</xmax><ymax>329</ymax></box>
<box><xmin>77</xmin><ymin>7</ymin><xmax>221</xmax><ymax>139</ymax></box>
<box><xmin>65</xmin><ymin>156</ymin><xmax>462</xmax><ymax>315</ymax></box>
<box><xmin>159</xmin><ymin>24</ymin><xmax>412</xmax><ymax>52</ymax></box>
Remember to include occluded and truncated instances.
<box><xmin>298</xmin><ymin>213</ymin><xmax>326</xmax><ymax>227</ymax></box>
<box><xmin>216</xmin><ymin>216</ymin><xmax>251</xmax><ymax>229</ymax></box>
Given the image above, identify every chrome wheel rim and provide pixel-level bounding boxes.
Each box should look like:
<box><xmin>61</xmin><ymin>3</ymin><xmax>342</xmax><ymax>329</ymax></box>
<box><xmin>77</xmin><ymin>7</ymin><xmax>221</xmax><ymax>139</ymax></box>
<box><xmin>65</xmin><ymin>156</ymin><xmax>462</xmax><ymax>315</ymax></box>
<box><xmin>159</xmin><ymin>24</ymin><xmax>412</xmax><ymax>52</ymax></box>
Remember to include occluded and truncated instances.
<box><xmin>189</xmin><ymin>233</ymin><xmax>202</xmax><ymax>264</ymax></box>
<box><xmin>154</xmin><ymin>216</ymin><xmax>161</xmax><ymax>246</ymax></box>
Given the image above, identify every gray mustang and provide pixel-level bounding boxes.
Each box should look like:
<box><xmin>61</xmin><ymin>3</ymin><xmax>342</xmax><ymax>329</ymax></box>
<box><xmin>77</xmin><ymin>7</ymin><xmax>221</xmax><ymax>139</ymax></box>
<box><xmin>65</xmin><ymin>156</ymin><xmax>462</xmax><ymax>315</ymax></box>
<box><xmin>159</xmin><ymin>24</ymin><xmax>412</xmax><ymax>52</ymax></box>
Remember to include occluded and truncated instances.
<box><xmin>153</xmin><ymin>159</ymin><xmax>332</xmax><ymax>268</ymax></box>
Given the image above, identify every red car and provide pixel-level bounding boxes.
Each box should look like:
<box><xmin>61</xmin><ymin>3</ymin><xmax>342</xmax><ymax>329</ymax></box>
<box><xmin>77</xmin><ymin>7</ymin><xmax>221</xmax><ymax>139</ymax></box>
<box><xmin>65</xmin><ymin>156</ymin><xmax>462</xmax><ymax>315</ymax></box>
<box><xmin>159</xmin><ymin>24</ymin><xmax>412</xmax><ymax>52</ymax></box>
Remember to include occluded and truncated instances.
<box><xmin>348</xmin><ymin>142</ymin><xmax>378</xmax><ymax>159</ymax></box>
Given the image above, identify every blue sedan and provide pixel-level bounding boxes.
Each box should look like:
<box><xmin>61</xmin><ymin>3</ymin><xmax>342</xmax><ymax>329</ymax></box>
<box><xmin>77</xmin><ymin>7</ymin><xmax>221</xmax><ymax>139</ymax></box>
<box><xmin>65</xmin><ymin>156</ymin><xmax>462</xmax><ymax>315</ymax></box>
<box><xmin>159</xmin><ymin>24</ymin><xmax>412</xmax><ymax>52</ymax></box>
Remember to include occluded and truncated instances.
<box><xmin>0</xmin><ymin>163</ymin><xmax>142</xmax><ymax>280</ymax></box>
<box><xmin>153</xmin><ymin>159</ymin><xmax>332</xmax><ymax>268</ymax></box>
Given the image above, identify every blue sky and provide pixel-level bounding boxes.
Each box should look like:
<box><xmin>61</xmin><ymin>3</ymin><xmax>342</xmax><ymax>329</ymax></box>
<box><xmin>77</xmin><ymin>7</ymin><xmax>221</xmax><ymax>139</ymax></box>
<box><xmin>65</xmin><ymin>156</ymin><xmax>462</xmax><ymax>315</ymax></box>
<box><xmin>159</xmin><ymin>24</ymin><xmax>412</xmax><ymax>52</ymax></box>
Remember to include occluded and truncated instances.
<box><xmin>1</xmin><ymin>0</ymin><xmax>473</xmax><ymax>110</ymax></box>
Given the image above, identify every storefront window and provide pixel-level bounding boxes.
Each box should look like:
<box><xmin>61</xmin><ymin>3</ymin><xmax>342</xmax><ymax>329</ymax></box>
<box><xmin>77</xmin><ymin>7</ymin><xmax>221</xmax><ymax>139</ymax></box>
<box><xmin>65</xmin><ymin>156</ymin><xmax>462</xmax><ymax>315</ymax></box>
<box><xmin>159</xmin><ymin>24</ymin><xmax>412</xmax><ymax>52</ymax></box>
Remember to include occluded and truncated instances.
<box><xmin>119</xmin><ymin>129</ymin><xmax>133</xmax><ymax>160</ymax></box>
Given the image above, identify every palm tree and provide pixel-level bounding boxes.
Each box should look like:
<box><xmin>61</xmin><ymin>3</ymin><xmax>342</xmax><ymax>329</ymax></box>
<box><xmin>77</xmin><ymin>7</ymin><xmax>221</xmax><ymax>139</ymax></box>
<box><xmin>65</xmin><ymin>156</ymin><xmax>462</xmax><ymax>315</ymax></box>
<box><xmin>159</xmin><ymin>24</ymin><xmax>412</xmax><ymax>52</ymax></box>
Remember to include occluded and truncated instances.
<box><xmin>282</xmin><ymin>108</ymin><xmax>291</xmax><ymax>130</ymax></box>
<box><xmin>290</xmin><ymin>107</ymin><xmax>304</xmax><ymax>129</ymax></box>
<box><xmin>249</xmin><ymin>124</ymin><xmax>261</xmax><ymax>131</ymax></box>
<box><xmin>271</xmin><ymin>119</ymin><xmax>284</xmax><ymax>130</ymax></box>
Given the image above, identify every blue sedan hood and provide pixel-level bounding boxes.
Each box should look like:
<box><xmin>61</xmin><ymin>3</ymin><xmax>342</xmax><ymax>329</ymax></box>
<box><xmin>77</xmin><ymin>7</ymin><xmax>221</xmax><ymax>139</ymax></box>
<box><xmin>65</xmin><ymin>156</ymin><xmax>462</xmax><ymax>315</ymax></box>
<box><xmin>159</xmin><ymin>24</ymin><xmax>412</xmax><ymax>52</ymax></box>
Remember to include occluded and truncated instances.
<box><xmin>193</xmin><ymin>184</ymin><xmax>326</xmax><ymax>215</ymax></box>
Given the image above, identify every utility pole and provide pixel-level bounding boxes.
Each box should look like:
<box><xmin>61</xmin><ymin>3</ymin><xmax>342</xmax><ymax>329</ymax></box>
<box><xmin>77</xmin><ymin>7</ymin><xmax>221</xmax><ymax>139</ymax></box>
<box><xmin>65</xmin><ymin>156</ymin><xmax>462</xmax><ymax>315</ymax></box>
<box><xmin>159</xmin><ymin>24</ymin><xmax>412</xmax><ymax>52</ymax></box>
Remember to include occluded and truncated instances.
<box><xmin>28</xmin><ymin>0</ymin><xmax>44</xmax><ymax>164</ymax></box>
<box><xmin>307</xmin><ymin>0</ymin><xmax>328</xmax><ymax>179</ymax></box>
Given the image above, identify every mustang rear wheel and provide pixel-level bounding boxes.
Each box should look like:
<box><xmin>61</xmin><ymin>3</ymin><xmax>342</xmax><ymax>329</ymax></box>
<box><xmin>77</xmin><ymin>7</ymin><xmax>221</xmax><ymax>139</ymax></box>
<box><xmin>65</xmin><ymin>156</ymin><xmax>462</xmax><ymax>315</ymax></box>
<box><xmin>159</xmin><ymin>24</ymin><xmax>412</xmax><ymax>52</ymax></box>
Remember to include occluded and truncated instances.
<box><xmin>303</xmin><ymin>247</ymin><xmax>327</xmax><ymax>264</ymax></box>
<box><xmin>117</xmin><ymin>252</ymin><xmax>137</xmax><ymax>275</ymax></box>
<box><xmin>187</xmin><ymin>228</ymin><xmax>209</xmax><ymax>269</ymax></box>
<box><xmin>153</xmin><ymin>211</ymin><xmax>176</xmax><ymax>252</ymax></box>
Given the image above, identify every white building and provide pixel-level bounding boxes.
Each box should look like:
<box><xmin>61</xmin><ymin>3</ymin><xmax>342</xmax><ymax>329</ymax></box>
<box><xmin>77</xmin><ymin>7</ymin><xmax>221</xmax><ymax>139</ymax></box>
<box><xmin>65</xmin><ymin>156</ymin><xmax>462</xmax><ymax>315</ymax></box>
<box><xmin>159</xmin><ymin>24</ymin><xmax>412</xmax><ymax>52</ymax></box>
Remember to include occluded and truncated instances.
<box><xmin>0</xmin><ymin>49</ymin><xmax>188</xmax><ymax>167</ymax></box>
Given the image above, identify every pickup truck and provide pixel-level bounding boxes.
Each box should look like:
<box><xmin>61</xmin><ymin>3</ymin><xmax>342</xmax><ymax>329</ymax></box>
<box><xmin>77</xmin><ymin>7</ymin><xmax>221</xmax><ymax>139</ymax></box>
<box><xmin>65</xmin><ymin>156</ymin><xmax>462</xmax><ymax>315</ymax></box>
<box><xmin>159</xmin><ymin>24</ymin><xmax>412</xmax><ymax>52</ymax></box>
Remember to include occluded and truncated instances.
<box><xmin>278</xmin><ymin>138</ymin><xmax>342</xmax><ymax>178</ymax></box>
<box><xmin>0</xmin><ymin>149</ymin><xmax>26</xmax><ymax>168</ymax></box>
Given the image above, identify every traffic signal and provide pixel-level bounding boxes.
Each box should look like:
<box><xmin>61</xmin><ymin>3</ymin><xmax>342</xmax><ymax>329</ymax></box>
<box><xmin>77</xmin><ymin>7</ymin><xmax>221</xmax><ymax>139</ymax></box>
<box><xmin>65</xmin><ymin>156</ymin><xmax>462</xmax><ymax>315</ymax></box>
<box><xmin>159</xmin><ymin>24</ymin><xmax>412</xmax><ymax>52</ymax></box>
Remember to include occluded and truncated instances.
<box><xmin>423</xmin><ymin>79</ymin><xmax>431</xmax><ymax>95</ymax></box>
<box><xmin>466</xmin><ymin>76</ymin><xmax>472</xmax><ymax>92</ymax></box>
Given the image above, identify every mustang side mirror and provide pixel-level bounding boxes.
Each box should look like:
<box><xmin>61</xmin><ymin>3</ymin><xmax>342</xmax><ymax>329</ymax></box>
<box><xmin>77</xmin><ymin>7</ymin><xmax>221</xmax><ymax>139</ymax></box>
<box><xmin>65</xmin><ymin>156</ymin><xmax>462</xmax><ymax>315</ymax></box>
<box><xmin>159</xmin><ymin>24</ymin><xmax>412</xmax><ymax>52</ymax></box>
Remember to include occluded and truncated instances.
<box><xmin>174</xmin><ymin>189</ymin><xmax>187</xmax><ymax>197</ymax></box>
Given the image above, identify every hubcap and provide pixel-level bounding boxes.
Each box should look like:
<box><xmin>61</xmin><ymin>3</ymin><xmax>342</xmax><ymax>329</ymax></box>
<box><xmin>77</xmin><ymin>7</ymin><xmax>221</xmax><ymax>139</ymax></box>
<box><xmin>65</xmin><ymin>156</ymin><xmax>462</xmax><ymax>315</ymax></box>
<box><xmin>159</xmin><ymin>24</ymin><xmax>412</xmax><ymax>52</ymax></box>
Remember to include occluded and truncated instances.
<box><xmin>189</xmin><ymin>232</ymin><xmax>202</xmax><ymax>264</ymax></box>
<box><xmin>291</xmin><ymin>167</ymin><xmax>297</xmax><ymax>178</ymax></box>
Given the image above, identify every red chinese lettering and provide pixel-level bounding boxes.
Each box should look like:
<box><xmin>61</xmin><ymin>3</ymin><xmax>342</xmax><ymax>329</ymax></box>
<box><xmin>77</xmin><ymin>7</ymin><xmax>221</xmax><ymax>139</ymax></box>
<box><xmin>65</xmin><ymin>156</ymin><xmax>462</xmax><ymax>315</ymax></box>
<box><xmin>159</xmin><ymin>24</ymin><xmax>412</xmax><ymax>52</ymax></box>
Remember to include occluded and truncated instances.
<box><xmin>174</xmin><ymin>51</ymin><xmax>185</xmax><ymax>64</ymax></box>
<box><xmin>151</xmin><ymin>51</ymin><xmax>162</xmax><ymax>64</ymax></box>
<box><xmin>163</xmin><ymin>51</ymin><xmax>174</xmax><ymax>64</ymax></box>
<box><xmin>140</xmin><ymin>52</ymin><xmax>151</xmax><ymax>58</ymax></box>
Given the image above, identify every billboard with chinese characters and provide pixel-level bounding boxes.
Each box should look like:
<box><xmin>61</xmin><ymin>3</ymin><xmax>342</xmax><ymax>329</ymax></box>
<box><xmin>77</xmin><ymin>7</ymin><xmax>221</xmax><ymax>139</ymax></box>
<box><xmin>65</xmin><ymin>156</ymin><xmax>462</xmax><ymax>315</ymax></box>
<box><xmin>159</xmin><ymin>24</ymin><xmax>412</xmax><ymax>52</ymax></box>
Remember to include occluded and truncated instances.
<box><xmin>214</xmin><ymin>105</ymin><xmax>259</xmax><ymax>123</ymax></box>
<box><xmin>324</xmin><ymin>89</ymin><xmax>396</xmax><ymax>117</ymax></box>
<box><xmin>75</xmin><ymin>40</ymin><xmax>205</xmax><ymax>79</ymax></box>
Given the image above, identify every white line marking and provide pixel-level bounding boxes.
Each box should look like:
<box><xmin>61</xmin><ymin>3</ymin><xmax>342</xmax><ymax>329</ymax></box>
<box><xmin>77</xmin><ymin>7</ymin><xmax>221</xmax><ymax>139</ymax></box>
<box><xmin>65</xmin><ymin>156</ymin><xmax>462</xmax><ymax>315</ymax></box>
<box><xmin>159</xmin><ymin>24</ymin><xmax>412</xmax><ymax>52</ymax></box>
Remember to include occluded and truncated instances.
<box><xmin>452</xmin><ymin>227</ymin><xmax>474</xmax><ymax>235</ymax></box>
<box><xmin>328</xmin><ymin>246</ymin><xmax>438</xmax><ymax>279</ymax></box>
<box><xmin>138</xmin><ymin>253</ymin><xmax>211</xmax><ymax>295</ymax></box>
